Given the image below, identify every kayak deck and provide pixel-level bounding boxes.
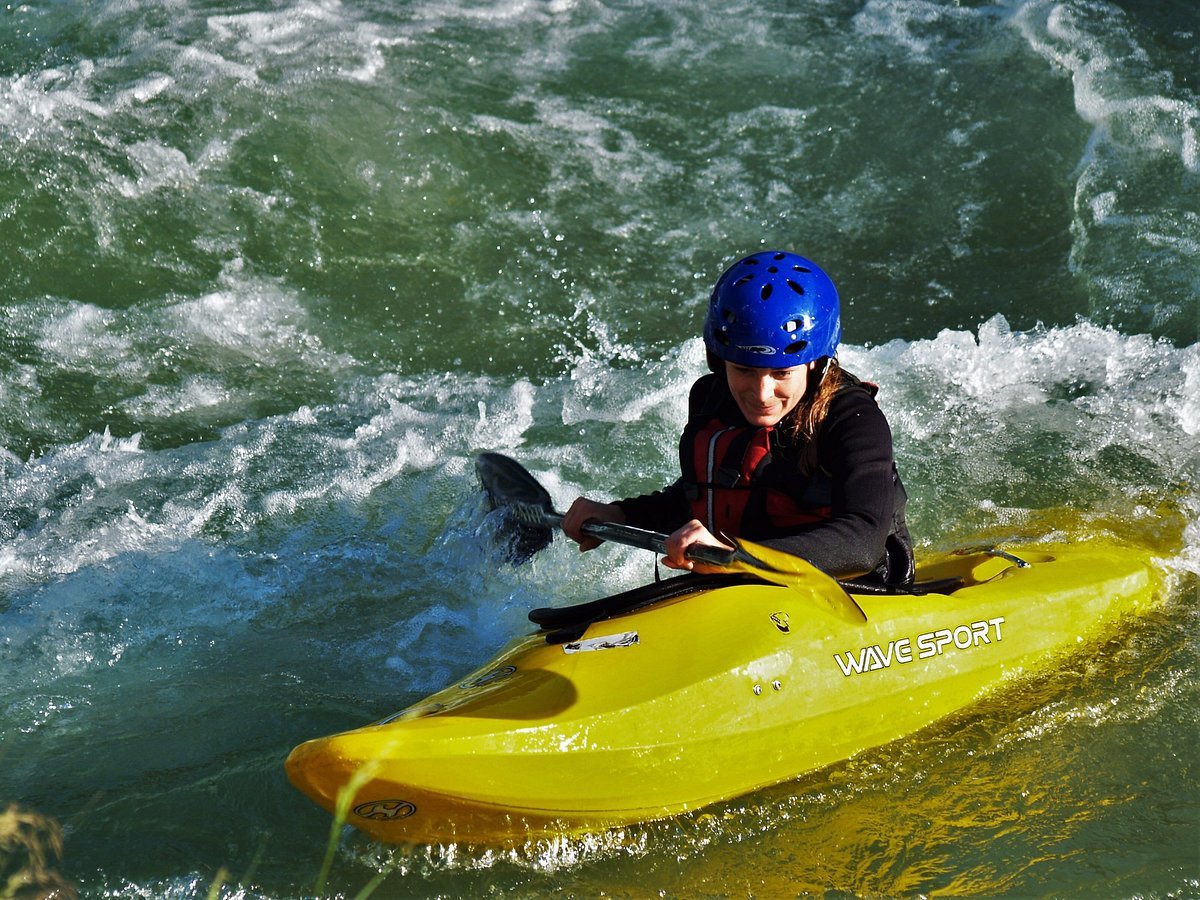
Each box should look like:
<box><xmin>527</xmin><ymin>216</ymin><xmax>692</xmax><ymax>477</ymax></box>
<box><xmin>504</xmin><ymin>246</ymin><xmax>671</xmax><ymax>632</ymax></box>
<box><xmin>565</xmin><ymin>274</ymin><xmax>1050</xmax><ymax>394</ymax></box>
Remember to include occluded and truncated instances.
<box><xmin>285</xmin><ymin>537</ymin><xmax>1163</xmax><ymax>845</ymax></box>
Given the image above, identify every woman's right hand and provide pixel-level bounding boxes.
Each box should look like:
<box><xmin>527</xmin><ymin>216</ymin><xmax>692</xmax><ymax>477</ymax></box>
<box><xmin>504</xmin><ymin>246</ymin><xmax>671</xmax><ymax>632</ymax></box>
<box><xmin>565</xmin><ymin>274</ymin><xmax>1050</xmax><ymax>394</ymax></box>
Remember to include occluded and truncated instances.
<box><xmin>561</xmin><ymin>497</ymin><xmax>625</xmax><ymax>551</ymax></box>
<box><xmin>662</xmin><ymin>519</ymin><xmax>733</xmax><ymax>573</ymax></box>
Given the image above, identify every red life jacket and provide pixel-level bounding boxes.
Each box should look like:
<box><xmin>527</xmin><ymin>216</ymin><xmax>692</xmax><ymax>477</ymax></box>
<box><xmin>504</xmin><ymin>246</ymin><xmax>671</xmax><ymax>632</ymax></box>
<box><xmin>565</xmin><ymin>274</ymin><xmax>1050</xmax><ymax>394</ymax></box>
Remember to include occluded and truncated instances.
<box><xmin>682</xmin><ymin>418</ymin><xmax>832</xmax><ymax>539</ymax></box>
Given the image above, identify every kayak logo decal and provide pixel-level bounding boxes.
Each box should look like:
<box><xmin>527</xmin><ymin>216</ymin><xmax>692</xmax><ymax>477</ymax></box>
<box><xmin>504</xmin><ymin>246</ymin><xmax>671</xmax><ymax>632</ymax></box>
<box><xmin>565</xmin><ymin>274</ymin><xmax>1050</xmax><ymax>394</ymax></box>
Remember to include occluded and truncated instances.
<box><xmin>354</xmin><ymin>799</ymin><xmax>417</xmax><ymax>821</ymax></box>
<box><xmin>833</xmin><ymin>617</ymin><xmax>1005</xmax><ymax>677</ymax></box>
<box><xmin>563</xmin><ymin>631</ymin><xmax>639</xmax><ymax>654</ymax></box>
<box><xmin>770</xmin><ymin>612</ymin><xmax>790</xmax><ymax>633</ymax></box>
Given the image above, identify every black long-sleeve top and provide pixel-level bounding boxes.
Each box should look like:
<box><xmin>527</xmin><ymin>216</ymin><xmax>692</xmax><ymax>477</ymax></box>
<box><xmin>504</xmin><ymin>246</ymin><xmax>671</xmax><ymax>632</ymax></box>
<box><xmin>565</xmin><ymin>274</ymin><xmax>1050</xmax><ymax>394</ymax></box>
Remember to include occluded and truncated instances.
<box><xmin>614</xmin><ymin>372</ymin><xmax>912</xmax><ymax>580</ymax></box>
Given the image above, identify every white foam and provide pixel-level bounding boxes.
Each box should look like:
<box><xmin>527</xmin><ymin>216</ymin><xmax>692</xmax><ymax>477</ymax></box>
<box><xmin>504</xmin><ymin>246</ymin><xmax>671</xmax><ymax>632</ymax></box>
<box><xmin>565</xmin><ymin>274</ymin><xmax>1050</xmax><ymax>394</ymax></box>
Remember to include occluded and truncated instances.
<box><xmin>1016</xmin><ymin>0</ymin><xmax>1200</xmax><ymax>173</ymax></box>
<box><xmin>206</xmin><ymin>0</ymin><xmax>409</xmax><ymax>84</ymax></box>
<box><xmin>122</xmin><ymin>73</ymin><xmax>173</xmax><ymax>105</ymax></box>
<box><xmin>155</xmin><ymin>266</ymin><xmax>352</xmax><ymax>371</ymax></box>
<box><xmin>855</xmin><ymin>317</ymin><xmax>1199</xmax><ymax>532</ymax></box>
<box><xmin>30</xmin><ymin>300</ymin><xmax>144</xmax><ymax>381</ymax></box>
<box><xmin>175</xmin><ymin>45</ymin><xmax>260</xmax><ymax>84</ymax></box>
<box><xmin>895</xmin><ymin>316</ymin><xmax>1050</xmax><ymax>406</ymax></box>
<box><xmin>853</xmin><ymin>0</ymin><xmax>979</xmax><ymax>60</ymax></box>
<box><xmin>3</xmin><ymin>271</ymin><xmax>355</xmax><ymax>439</ymax></box>
<box><xmin>118</xmin><ymin>376</ymin><xmax>231</xmax><ymax>421</ymax></box>
<box><xmin>112</xmin><ymin>140</ymin><xmax>197</xmax><ymax>199</ymax></box>
<box><xmin>475</xmin><ymin>94</ymin><xmax>681</xmax><ymax>198</ymax></box>
<box><xmin>408</xmin><ymin>0</ymin><xmax>562</xmax><ymax>25</ymax></box>
<box><xmin>561</xmin><ymin>336</ymin><xmax>703</xmax><ymax>429</ymax></box>
<box><xmin>0</xmin><ymin>430</ymin><xmax>157</xmax><ymax>587</ymax></box>
<box><xmin>0</xmin><ymin>63</ymin><xmax>108</xmax><ymax>144</ymax></box>
<box><xmin>223</xmin><ymin>372</ymin><xmax>537</xmax><ymax>526</ymax></box>
<box><xmin>1181</xmin><ymin>350</ymin><xmax>1200</xmax><ymax>437</ymax></box>
<box><xmin>470</xmin><ymin>378</ymin><xmax>538</xmax><ymax>450</ymax></box>
<box><xmin>1005</xmin><ymin>0</ymin><xmax>1200</xmax><ymax>341</ymax></box>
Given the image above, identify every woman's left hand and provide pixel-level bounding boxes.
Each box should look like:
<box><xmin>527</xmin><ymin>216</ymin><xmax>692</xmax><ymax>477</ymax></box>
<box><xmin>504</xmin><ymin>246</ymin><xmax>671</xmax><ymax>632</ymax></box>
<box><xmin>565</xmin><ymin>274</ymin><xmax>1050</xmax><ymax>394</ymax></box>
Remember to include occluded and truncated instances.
<box><xmin>662</xmin><ymin>519</ymin><xmax>734</xmax><ymax>573</ymax></box>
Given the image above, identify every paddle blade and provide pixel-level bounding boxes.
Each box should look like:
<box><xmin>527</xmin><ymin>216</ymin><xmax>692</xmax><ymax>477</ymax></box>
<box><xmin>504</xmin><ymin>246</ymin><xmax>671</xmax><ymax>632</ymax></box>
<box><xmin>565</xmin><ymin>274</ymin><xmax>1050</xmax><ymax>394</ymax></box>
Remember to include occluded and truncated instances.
<box><xmin>475</xmin><ymin>452</ymin><xmax>556</xmax><ymax>563</ymax></box>
<box><xmin>731</xmin><ymin>539</ymin><xmax>868</xmax><ymax>625</ymax></box>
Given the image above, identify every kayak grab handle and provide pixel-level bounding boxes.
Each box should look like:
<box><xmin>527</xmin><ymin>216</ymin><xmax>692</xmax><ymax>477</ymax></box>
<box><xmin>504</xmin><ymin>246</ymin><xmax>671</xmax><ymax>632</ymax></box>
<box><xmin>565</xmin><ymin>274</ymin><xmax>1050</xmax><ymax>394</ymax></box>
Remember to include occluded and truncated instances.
<box><xmin>985</xmin><ymin>548</ymin><xmax>1032</xmax><ymax>568</ymax></box>
<box><xmin>954</xmin><ymin>545</ymin><xmax>1032</xmax><ymax>569</ymax></box>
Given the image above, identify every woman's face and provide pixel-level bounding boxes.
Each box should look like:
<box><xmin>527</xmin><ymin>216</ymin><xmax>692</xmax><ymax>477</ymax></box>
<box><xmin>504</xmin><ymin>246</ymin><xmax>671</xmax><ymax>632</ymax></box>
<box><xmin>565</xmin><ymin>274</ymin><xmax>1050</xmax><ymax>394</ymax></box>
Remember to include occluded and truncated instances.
<box><xmin>725</xmin><ymin>361</ymin><xmax>810</xmax><ymax>427</ymax></box>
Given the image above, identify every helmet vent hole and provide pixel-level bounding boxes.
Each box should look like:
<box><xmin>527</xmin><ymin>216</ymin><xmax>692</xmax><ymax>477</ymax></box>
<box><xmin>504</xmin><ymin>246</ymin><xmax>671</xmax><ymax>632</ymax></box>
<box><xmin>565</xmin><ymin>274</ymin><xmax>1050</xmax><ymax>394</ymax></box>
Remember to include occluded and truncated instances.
<box><xmin>786</xmin><ymin>280</ymin><xmax>805</xmax><ymax>296</ymax></box>
<box><xmin>722</xmin><ymin>309</ymin><xmax>736</xmax><ymax>324</ymax></box>
<box><xmin>785</xmin><ymin>340</ymin><xmax>808</xmax><ymax>355</ymax></box>
<box><xmin>767</xmin><ymin>266</ymin><xmax>779</xmax><ymax>273</ymax></box>
<box><xmin>760</xmin><ymin>284</ymin><xmax>773</xmax><ymax>301</ymax></box>
<box><xmin>733</xmin><ymin>275</ymin><xmax>754</xmax><ymax>288</ymax></box>
<box><xmin>793</xmin><ymin>265</ymin><xmax>811</xmax><ymax>273</ymax></box>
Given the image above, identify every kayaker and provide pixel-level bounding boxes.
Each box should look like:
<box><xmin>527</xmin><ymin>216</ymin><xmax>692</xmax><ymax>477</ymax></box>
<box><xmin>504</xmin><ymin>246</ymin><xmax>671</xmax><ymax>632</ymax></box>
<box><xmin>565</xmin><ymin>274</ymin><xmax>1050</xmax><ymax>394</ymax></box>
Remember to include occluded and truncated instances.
<box><xmin>562</xmin><ymin>250</ymin><xmax>914</xmax><ymax>586</ymax></box>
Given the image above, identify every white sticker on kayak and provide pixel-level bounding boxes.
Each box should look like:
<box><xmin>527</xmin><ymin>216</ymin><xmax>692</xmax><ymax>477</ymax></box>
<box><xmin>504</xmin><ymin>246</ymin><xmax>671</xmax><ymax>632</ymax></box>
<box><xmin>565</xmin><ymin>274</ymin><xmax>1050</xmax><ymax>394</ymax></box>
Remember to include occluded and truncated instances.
<box><xmin>563</xmin><ymin>631</ymin><xmax>639</xmax><ymax>654</ymax></box>
<box><xmin>833</xmin><ymin>616</ymin><xmax>1005</xmax><ymax>677</ymax></box>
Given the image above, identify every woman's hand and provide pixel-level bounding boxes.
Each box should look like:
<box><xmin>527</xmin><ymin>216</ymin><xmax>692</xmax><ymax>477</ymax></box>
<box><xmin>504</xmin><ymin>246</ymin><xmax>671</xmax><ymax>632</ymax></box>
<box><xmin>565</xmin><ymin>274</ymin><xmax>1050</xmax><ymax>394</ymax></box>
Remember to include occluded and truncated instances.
<box><xmin>561</xmin><ymin>497</ymin><xmax>625</xmax><ymax>551</ymax></box>
<box><xmin>662</xmin><ymin>519</ymin><xmax>734</xmax><ymax>573</ymax></box>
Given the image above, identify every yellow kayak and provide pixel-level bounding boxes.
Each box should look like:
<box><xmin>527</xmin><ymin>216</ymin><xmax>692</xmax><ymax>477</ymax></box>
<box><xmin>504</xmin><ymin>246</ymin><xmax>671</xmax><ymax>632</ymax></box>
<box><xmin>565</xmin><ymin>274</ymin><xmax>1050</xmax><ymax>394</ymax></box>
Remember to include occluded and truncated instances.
<box><xmin>285</xmin><ymin>533</ymin><xmax>1165</xmax><ymax>845</ymax></box>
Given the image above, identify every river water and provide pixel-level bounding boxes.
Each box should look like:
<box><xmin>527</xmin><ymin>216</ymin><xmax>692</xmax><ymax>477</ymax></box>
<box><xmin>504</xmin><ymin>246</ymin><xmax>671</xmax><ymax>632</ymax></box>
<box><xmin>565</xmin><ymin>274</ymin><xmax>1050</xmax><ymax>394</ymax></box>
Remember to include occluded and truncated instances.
<box><xmin>1</xmin><ymin>0</ymin><xmax>1197</xmax><ymax>896</ymax></box>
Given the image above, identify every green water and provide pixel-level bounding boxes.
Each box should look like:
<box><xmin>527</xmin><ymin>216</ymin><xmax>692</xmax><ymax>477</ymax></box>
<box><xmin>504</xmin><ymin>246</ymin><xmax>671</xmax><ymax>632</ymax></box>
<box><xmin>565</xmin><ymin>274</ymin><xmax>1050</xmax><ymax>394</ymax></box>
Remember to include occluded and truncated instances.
<box><xmin>0</xmin><ymin>0</ymin><xmax>1197</xmax><ymax>896</ymax></box>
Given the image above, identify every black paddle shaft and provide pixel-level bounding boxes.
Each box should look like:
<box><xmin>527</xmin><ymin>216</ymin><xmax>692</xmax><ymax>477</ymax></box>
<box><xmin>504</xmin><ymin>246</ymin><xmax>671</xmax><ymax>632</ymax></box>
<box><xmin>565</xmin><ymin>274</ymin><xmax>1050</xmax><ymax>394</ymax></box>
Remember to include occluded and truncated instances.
<box><xmin>475</xmin><ymin>452</ymin><xmax>736</xmax><ymax>567</ymax></box>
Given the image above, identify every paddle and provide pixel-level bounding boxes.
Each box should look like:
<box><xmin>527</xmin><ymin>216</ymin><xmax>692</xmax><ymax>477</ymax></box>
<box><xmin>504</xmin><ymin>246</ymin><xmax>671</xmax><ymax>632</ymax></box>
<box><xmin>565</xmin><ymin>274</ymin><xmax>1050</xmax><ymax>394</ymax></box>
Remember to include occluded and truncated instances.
<box><xmin>475</xmin><ymin>451</ymin><xmax>867</xmax><ymax>625</ymax></box>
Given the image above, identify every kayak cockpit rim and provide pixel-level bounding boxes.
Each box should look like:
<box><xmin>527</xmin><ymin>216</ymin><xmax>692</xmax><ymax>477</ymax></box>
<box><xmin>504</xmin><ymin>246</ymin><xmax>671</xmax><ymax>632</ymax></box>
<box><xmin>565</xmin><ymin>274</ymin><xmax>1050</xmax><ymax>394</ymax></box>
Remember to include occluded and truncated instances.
<box><xmin>529</xmin><ymin>544</ymin><xmax>1047</xmax><ymax>643</ymax></box>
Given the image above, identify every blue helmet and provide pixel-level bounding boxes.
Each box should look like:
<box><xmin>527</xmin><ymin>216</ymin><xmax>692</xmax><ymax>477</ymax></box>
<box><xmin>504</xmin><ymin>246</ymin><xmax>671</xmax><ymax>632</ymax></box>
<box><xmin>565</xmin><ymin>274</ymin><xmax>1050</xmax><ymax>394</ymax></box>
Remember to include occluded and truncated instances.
<box><xmin>704</xmin><ymin>250</ymin><xmax>841</xmax><ymax>369</ymax></box>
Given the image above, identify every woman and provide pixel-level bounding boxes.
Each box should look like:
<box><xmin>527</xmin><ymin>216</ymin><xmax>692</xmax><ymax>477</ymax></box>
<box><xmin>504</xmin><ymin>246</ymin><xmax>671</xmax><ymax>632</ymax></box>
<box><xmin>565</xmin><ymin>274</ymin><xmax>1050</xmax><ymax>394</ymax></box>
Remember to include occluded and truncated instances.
<box><xmin>562</xmin><ymin>250</ymin><xmax>914</xmax><ymax>586</ymax></box>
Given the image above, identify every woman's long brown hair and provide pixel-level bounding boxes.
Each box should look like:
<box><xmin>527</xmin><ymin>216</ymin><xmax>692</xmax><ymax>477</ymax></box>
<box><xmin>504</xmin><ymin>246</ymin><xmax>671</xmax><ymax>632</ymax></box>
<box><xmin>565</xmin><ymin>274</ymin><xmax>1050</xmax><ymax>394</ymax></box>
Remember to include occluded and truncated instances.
<box><xmin>786</xmin><ymin>357</ymin><xmax>844</xmax><ymax>443</ymax></box>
